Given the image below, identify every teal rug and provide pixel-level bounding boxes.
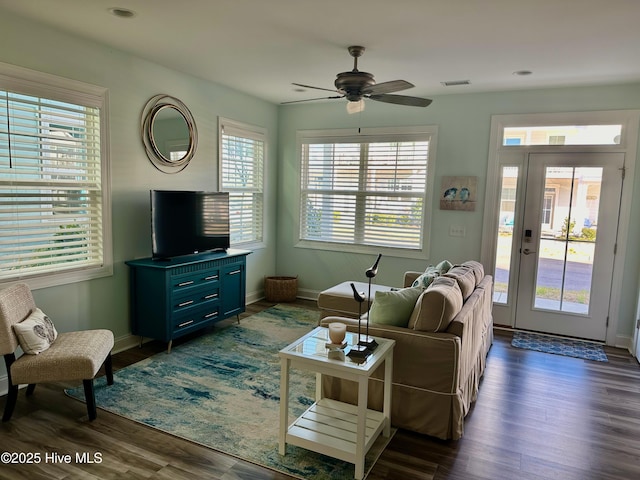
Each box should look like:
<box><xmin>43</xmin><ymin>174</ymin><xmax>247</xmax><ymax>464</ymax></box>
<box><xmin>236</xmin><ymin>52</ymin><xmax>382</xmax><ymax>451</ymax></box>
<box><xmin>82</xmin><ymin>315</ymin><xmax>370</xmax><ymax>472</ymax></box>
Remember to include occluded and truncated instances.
<box><xmin>66</xmin><ymin>305</ymin><xmax>392</xmax><ymax>479</ymax></box>
<box><xmin>511</xmin><ymin>331</ymin><xmax>608</xmax><ymax>362</ymax></box>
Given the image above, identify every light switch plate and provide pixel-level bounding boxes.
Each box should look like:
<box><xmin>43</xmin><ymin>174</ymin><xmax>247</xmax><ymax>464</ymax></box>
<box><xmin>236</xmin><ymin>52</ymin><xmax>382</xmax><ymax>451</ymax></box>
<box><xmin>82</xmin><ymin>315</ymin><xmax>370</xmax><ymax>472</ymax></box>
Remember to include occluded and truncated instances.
<box><xmin>449</xmin><ymin>225</ymin><xmax>466</xmax><ymax>237</ymax></box>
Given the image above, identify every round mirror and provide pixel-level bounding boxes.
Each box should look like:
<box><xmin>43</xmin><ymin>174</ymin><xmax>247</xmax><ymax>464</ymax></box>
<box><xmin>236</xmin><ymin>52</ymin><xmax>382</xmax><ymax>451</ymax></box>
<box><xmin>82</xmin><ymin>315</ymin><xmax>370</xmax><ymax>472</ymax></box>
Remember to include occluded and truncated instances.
<box><xmin>141</xmin><ymin>94</ymin><xmax>197</xmax><ymax>173</ymax></box>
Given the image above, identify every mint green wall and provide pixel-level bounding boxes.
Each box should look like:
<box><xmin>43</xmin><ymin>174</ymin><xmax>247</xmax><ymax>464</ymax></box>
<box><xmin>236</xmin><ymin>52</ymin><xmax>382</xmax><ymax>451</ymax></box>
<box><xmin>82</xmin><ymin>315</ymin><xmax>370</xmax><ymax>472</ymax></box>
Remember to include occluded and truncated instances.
<box><xmin>1</xmin><ymin>9</ymin><xmax>639</xmax><ymax>348</ymax></box>
<box><xmin>277</xmin><ymin>84</ymin><xmax>640</xmax><ymax>341</ymax></box>
<box><xmin>0</xmin><ymin>12</ymin><xmax>279</xmax><ymax>345</ymax></box>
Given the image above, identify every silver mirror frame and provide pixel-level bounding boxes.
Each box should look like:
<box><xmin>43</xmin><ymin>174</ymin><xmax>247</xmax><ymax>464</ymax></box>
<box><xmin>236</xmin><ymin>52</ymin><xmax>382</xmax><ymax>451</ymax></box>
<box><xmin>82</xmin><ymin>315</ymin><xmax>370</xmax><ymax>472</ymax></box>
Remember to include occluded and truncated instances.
<box><xmin>141</xmin><ymin>94</ymin><xmax>198</xmax><ymax>174</ymax></box>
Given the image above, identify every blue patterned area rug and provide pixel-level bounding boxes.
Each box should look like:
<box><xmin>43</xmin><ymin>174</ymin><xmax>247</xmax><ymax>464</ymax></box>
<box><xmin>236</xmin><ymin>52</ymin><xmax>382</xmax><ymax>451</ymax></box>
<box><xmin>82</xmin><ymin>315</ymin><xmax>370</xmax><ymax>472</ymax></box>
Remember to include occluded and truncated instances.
<box><xmin>511</xmin><ymin>331</ymin><xmax>608</xmax><ymax>362</ymax></box>
<box><xmin>66</xmin><ymin>305</ymin><xmax>393</xmax><ymax>479</ymax></box>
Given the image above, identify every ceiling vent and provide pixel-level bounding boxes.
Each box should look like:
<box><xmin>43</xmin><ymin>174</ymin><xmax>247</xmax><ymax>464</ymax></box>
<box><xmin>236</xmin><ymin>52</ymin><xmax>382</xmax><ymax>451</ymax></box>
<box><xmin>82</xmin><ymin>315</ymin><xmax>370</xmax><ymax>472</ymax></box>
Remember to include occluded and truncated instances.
<box><xmin>441</xmin><ymin>80</ymin><xmax>471</xmax><ymax>87</ymax></box>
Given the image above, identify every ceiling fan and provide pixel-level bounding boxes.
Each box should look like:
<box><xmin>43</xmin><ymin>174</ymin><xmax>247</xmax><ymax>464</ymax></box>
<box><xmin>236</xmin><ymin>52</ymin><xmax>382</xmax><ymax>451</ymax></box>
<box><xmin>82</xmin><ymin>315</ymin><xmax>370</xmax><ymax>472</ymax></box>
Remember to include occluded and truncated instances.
<box><xmin>282</xmin><ymin>46</ymin><xmax>432</xmax><ymax>113</ymax></box>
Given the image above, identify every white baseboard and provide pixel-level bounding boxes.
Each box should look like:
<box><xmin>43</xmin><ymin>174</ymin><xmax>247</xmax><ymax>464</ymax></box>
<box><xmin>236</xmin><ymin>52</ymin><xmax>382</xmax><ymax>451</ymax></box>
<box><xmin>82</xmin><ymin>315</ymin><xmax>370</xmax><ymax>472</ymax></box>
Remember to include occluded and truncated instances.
<box><xmin>247</xmin><ymin>288</ymin><xmax>319</xmax><ymax>303</ymax></box>
<box><xmin>615</xmin><ymin>334</ymin><xmax>632</xmax><ymax>352</ymax></box>
<box><xmin>297</xmin><ymin>288</ymin><xmax>320</xmax><ymax>301</ymax></box>
<box><xmin>113</xmin><ymin>333</ymin><xmax>142</xmax><ymax>354</ymax></box>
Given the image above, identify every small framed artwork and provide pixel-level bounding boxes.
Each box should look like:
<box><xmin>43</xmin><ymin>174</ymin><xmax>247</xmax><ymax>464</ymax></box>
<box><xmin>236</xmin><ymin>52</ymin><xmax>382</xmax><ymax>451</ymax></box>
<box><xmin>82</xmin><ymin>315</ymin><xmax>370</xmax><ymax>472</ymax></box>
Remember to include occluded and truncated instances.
<box><xmin>440</xmin><ymin>176</ymin><xmax>477</xmax><ymax>211</ymax></box>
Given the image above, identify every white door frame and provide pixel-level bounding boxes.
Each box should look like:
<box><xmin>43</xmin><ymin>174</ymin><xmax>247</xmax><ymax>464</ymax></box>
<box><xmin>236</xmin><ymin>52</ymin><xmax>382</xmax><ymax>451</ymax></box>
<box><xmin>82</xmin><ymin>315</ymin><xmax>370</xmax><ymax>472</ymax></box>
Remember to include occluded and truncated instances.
<box><xmin>635</xmin><ymin>284</ymin><xmax>640</xmax><ymax>362</ymax></box>
<box><xmin>481</xmin><ymin>110</ymin><xmax>640</xmax><ymax>347</ymax></box>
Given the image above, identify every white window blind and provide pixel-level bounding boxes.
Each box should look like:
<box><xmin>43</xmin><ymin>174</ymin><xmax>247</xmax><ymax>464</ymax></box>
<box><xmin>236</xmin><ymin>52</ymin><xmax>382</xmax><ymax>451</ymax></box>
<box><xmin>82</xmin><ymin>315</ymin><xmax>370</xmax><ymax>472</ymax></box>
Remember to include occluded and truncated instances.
<box><xmin>0</xmin><ymin>87</ymin><xmax>106</xmax><ymax>282</ymax></box>
<box><xmin>299</xmin><ymin>129</ymin><xmax>435</xmax><ymax>251</ymax></box>
<box><xmin>219</xmin><ymin>118</ymin><xmax>265</xmax><ymax>245</ymax></box>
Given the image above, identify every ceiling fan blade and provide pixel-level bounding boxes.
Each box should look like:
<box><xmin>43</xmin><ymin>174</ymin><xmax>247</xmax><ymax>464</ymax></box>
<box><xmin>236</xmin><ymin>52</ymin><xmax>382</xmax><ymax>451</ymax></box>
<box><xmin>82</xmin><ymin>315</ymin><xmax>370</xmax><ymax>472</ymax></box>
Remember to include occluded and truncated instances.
<box><xmin>369</xmin><ymin>93</ymin><xmax>432</xmax><ymax>107</ymax></box>
<box><xmin>362</xmin><ymin>80</ymin><xmax>414</xmax><ymax>95</ymax></box>
<box><xmin>292</xmin><ymin>83</ymin><xmax>340</xmax><ymax>93</ymax></box>
<box><xmin>281</xmin><ymin>95</ymin><xmax>343</xmax><ymax>105</ymax></box>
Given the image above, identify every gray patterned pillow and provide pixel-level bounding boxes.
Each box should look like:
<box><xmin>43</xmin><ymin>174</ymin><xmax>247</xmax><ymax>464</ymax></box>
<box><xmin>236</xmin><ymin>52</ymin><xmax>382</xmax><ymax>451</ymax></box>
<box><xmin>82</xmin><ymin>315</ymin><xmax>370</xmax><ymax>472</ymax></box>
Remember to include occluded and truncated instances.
<box><xmin>13</xmin><ymin>308</ymin><xmax>58</xmax><ymax>354</ymax></box>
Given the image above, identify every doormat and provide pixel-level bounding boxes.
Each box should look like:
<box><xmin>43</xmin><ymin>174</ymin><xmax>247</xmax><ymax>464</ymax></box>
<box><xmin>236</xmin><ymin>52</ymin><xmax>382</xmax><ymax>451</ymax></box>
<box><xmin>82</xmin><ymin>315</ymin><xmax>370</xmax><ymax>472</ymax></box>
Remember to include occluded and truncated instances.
<box><xmin>511</xmin><ymin>331</ymin><xmax>608</xmax><ymax>362</ymax></box>
<box><xmin>66</xmin><ymin>304</ymin><xmax>393</xmax><ymax>480</ymax></box>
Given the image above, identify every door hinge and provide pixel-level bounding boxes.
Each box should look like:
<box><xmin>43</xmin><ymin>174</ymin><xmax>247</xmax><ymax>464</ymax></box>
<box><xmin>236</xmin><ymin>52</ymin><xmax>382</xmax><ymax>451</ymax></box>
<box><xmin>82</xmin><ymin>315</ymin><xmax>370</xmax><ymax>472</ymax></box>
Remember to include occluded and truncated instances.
<box><xmin>606</xmin><ymin>316</ymin><xmax>610</xmax><ymax>327</ymax></box>
<box><xmin>614</xmin><ymin>243</ymin><xmax>617</xmax><ymax>255</ymax></box>
<box><xmin>637</xmin><ymin>318</ymin><xmax>640</xmax><ymax>330</ymax></box>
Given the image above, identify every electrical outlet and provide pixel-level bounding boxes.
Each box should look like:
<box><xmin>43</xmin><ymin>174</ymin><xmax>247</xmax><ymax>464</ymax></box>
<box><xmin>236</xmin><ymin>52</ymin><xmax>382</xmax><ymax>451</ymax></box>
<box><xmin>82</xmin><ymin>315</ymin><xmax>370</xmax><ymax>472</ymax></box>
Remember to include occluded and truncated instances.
<box><xmin>449</xmin><ymin>225</ymin><xmax>466</xmax><ymax>237</ymax></box>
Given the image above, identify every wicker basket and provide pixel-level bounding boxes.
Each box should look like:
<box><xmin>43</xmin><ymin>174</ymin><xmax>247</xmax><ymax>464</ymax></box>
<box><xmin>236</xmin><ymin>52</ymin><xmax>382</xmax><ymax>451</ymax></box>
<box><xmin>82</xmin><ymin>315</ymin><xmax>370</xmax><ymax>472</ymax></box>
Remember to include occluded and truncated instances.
<box><xmin>264</xmin><ymin>276</ymin><xmax>298</xmax><ymax>302</ymax></box>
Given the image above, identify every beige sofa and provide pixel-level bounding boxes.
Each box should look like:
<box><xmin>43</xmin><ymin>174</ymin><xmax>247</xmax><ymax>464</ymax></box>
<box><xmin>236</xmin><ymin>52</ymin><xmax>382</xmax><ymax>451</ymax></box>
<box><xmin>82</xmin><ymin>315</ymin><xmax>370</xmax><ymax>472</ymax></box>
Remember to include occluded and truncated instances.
<box><xmin>319</xmin><ymin>261</ymin><xmax>493</xmax><ymax>440</ymax></box>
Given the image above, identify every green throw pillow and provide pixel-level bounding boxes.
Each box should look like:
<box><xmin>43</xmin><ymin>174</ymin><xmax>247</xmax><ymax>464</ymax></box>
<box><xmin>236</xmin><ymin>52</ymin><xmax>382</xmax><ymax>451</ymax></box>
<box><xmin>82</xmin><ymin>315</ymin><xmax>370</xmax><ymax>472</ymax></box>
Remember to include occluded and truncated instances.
<box><xmin>368</xmin><ymin>287</ymin><xmax>422</xmax><ymax>327</ymax></box>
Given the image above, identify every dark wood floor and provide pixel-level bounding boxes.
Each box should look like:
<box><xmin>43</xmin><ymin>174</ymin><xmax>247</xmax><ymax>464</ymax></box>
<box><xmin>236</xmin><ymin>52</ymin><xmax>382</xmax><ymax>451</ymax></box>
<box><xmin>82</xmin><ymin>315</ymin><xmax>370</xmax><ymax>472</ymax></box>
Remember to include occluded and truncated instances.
<box><xmin>1</xmin><ymin>299</ymin><xmax>639</xmax><ymax>480</ymax></box>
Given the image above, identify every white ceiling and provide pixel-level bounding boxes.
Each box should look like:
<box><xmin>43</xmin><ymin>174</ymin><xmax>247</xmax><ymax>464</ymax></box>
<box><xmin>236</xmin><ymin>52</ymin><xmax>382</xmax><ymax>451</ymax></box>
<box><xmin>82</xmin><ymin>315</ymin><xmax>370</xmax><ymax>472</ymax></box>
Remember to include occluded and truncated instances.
<box><xmin>2</xmin><ymin>0</ymin><xmax>640</xmax><ymax>105</ymax></box>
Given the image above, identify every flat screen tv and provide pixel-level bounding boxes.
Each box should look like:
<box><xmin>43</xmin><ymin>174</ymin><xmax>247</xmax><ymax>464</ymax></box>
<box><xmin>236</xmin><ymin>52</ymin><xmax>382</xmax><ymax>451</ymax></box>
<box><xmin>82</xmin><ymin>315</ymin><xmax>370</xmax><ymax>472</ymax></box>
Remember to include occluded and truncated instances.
<box><xmin>151</xmin><ymin>190</ymin><xmax>230</xmax><ymax>260</ymax></box>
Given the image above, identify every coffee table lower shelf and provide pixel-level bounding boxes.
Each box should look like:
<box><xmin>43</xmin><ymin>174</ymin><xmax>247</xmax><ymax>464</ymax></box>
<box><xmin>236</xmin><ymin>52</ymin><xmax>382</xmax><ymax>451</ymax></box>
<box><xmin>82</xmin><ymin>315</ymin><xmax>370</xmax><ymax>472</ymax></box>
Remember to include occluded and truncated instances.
<box><xmin>284</xmin><ymin>397</ymin><xmax>386</xmax><ymax>464</ymax></box>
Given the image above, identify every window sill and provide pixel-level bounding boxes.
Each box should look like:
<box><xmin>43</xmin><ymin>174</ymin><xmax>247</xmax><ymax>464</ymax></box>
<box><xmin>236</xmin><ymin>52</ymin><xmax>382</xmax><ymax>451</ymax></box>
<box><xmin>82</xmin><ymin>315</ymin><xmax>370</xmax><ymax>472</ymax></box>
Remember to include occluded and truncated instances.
<box><xmin>295</xmin><ymin>239</ymin><xmax>428</xmax><ymax>260</ymax></box>
<box><xmin>0</xmin><ymin>265</ymin><xmax>114</xmax><ymax>291</ymax></box>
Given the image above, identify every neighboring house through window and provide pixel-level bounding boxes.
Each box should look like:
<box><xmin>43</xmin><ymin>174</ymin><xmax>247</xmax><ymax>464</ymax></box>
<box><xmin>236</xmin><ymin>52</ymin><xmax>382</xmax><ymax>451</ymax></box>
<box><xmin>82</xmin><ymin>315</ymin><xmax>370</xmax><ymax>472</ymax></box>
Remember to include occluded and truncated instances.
<box><xmin>297</xmin><ymin>126</ymin><xmax>437</xmax><ymax>258</ymax></box>
<box><xmin>0</xmin><ymin>63</ymin><xmax>112</xmax><ymax>288</ymax></box>
<box><xmin>219</xmin><ymin>117</ymin><xmax>266</xmax><ymax>247</ymax></box>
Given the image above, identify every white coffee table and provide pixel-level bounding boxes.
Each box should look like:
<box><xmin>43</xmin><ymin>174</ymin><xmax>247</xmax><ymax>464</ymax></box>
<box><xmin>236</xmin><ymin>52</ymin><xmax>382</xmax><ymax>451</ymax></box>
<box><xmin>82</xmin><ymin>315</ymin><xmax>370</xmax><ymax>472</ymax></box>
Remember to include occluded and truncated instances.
<box><xmin>278</xmin><ymin>326</ymin><xmax>394</xmax><ymax>479</ymax></box>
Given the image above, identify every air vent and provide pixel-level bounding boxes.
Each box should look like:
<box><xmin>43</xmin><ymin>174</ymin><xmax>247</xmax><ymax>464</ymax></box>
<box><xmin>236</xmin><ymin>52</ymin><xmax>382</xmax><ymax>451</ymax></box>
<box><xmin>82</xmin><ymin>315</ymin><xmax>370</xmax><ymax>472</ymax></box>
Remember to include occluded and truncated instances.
<box><xmin>441</xmin><ymin>80</ymin><xmax>471</xmax><ymax>87</ymax></box>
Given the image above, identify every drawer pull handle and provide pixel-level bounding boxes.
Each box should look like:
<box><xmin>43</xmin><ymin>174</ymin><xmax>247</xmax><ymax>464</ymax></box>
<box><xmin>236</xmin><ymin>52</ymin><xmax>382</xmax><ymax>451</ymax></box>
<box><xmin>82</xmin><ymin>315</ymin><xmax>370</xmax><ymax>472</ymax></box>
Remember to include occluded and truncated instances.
<box><xmin>178</xmin><ymin>320</ymin><xmax>194</xmax><ymax>328</ymax></box>
<box><xmin>177</xmin><ymin>280</ymin><xmax>194</xmax><ymax>287</ymax></box>
<box><xmin>178</xmin><ymin>300</ymin><xmax>194</xmax><ymax>307</ymax></box>
<box><xmin>227</xmin><ymin>269</ymin><xmax>242</xmax><ymax>276</ymax></box>
<box><xmin>204</xmin><ymin>293</ymin><xmax>218</xmax><ymax>300</ymax></box>
<box><xmin>205</xmin><ymin>275</ymin><xmax>219</xmax><ymax>281</ymax></box>
<box><xmin>204</xmin><ymin>312</ymin><xmax>218</xmax><ymax>319</ymax></box>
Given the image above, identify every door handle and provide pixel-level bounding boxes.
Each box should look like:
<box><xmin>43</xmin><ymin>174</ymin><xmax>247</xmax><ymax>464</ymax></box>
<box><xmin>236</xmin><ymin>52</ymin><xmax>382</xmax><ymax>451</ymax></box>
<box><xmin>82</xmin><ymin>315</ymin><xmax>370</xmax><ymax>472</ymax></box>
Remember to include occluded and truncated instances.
<box><xmin>521</xmin><ymin>248</ymin><xmax>536</xmax><ymax>255</ymax></box>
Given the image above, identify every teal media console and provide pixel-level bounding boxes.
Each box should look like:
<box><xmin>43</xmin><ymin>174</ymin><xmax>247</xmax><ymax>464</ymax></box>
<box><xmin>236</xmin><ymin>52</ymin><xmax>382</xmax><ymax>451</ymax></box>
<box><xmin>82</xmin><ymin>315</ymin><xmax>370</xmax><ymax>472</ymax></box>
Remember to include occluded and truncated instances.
<box><xmin>125</xmin><ymin>249</ymin><xmax>251</xmax><ymax>352</ymax></box>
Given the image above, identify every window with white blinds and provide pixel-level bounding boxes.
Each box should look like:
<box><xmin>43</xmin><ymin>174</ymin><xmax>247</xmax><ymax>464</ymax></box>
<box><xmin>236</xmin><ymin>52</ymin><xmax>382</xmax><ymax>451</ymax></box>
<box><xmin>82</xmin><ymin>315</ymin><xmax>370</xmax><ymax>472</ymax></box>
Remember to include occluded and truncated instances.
<box><xmin>219</xmin><ymin>118</ymin><xmax>265</xmax><ymax>246</ymax></box>
<box><xmin>298</xmin><ymin>127</ymin><xmax>437</xmax><ymax>253</ymax></box>
<box><xmin>0</xmin><ymin>64</ymin><xmax>111</xmax><ymax>287</ymax></box>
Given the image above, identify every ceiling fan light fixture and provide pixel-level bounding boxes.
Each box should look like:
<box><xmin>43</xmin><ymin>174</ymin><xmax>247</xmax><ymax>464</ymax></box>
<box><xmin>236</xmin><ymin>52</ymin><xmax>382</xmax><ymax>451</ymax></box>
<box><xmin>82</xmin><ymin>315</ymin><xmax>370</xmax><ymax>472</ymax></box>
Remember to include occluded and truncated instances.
<box><xmin>347</xmin><ymin>99</ymin><xmax>365</xmax><ymax>114</ymax></box>
<box><xmin>284</xmin><ymin>46</ymin><xmax>432</xmax><ymax>111</ymax></box>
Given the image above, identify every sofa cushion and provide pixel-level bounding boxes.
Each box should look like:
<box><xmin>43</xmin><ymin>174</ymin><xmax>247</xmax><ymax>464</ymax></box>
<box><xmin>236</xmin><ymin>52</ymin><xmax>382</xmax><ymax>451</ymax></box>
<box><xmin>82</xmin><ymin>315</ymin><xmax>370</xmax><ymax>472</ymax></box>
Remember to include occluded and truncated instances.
<box><xmin>409</xmin><ymin>276</ymin><xmax>463</xmax><ymax>332</ymax></box>
<box><xmin>369</xmin><ymin>287</ymin><xmax>422</xmax><ymax>327</ymax></box>
<box><xmin>444</xmin><ymin>265</ymin><xmax>477</xmax><ymax>300</ymax></box>
<box><xmin>462</xmin><ymin>260</ymin><xmax>484</xmax><ymax>285</ymax></box>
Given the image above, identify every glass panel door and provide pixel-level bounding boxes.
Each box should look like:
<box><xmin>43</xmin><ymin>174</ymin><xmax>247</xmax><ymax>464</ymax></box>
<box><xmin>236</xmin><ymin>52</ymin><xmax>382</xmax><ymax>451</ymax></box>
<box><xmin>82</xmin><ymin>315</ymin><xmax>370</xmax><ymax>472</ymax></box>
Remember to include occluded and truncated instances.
<box><xmin>494</xmin><ymin>166</ymin><xmax>518</xmax><ymax>304</ymax></box>
<box><xmin>515</xmin><ymin>153</ymin><xmax>623</xmax><ymax>340</ymax></box>
<box><xmin>533</xmin><ymin>167</ymin><xmax>601</xmax><ymax>314</ymax></box>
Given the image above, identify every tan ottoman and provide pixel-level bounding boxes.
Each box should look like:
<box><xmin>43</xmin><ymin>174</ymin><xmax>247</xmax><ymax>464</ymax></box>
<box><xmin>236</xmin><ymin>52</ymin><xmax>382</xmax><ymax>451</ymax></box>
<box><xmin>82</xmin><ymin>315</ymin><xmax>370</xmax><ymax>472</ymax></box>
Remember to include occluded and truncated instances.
<box><xmin>317</xmin><ymin>281</ymin><xmax>393</xmax><ymax>320</ymax></box>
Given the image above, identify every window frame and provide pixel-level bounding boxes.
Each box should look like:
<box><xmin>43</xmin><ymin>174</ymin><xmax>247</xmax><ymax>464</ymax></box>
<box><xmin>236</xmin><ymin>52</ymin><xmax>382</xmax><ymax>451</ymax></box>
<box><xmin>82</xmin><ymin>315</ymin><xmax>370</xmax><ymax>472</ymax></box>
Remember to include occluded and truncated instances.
<box><xmin>295</xmin><ymin>126</ymin><xmax>437</xmax><ymax>259</ymax></box>
<box><xmin>0</xmin><ymin>62</ymin><xmax>112</xmax><ymax>290</ymax></box>
<box><xmin>218</xmin><ymin>117</ymin><xmax>266</xmax><ymax>250</ymax></box>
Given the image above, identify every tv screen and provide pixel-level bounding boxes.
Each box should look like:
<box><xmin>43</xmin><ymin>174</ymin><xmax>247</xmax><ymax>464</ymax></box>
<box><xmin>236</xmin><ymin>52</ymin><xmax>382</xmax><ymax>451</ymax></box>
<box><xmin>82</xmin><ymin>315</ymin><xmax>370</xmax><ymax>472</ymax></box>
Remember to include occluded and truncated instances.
<box><xmin>151</xmin><ymin>190</ymin><xmax>230</xmax><ymax>260</ymax></box>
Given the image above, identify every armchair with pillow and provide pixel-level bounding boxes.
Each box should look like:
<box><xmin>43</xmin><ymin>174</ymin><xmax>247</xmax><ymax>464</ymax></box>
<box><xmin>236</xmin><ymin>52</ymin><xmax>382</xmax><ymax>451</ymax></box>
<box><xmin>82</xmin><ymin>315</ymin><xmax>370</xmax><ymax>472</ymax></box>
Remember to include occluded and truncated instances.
<box><xmin>320</xmin><ymin>260</ymin><xmax>493</xmax><ymax>440</ymax></box>
<box><xmin>0</xmin><ymin>283</ymin><xmax>114</xmax><ymax>422</ymax></box>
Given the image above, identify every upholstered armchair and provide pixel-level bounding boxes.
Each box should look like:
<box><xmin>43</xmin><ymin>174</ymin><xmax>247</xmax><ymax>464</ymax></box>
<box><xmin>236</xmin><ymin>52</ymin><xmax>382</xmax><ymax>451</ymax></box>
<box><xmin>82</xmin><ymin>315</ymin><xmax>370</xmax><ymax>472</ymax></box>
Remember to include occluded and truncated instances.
<box><xmin>0</xmin><ymin>283</ymin><xmax>114</xmax><ymax>421</ymax></box>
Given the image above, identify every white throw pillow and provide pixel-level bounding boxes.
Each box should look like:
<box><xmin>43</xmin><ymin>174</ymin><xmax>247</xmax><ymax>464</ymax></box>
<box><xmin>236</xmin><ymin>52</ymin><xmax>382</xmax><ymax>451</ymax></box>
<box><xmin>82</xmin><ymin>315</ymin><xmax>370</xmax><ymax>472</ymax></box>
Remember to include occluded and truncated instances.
<box><xmin>13</xmin><ymin>308</ymin><xmax>58</xmax><ymax>354</ymax></box>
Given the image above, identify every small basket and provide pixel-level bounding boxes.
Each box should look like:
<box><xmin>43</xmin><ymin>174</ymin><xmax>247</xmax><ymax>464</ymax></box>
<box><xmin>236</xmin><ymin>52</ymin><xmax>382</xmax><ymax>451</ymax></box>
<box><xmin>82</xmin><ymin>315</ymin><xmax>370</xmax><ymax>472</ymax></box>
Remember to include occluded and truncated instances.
<box><xmin>264</xmin><ymin>276</ymin><xmax>298</xmax><ymax>302</ymax></box>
